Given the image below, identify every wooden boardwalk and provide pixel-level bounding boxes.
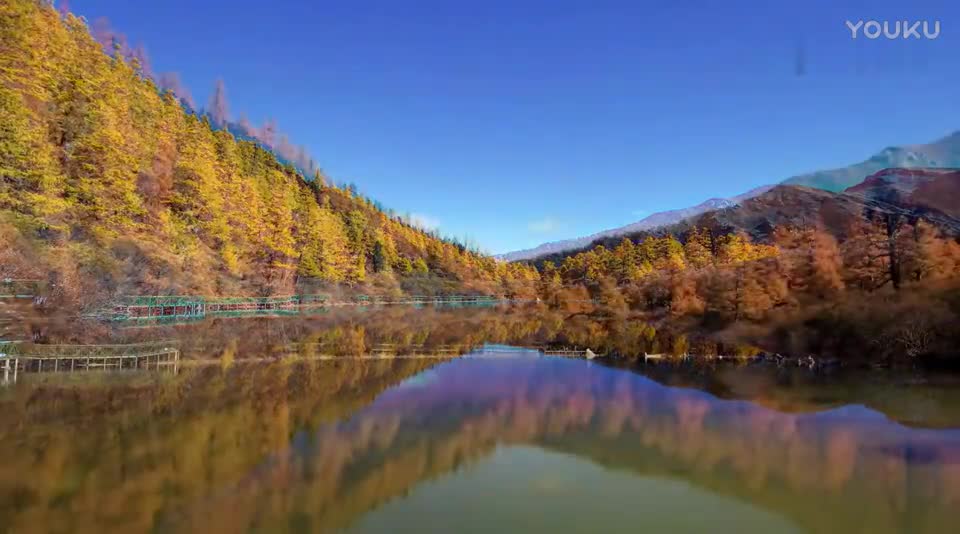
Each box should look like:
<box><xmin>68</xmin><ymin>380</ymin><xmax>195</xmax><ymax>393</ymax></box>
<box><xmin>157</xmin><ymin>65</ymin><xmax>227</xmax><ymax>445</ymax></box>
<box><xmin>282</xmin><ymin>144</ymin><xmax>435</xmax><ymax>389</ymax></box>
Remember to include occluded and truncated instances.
<box><xmin>104</xmin><ymin>294</ymin><xmax>532</xmax><ymax>322</ymax></box>
<box><xmin>543</xmin><ymin>348</ymin><xmax>600</xmax><ymax>359</ymax></box>
<box><xmin>0</xmin><ymin>279</ymin><xmax>43</xmax><ymax>300</ymax></box>
<box><xmin>0</xmin><ymin>339</ymin><xmax>603</xmax><ymax>386</ymax></box>
<box><xmin>1</xmin><ymin>341</ymin><xmax>180</xmax><ymax>384</ymax></box>
<box><xmin>272</xmin><ymin>342</ymin><xmax>602</xmax><ymax>361</ymax></box>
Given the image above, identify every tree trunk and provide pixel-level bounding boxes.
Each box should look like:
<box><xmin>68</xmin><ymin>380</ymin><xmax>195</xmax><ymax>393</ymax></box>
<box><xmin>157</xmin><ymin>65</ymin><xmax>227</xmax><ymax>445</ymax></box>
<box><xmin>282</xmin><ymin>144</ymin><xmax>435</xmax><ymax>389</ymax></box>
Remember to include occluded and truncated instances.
<box><xmin>884</xmin><ymin>214</ymin><xmax>902</xmax><ymax>290</ymax></box>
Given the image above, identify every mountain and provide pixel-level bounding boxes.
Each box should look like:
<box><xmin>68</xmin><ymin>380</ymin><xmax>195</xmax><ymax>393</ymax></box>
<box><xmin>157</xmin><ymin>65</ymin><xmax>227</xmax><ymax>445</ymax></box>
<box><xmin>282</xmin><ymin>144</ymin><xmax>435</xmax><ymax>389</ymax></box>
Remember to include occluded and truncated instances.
<box><xmin>844</xmin><ymin>168</ymin><xmax>960</xmax><ymax>219</ymax></box>
<box><xmin>783</xmin><ymin>131</ymin><xmax>960</xmax><ymax>192</ymax></box>
<box><xmin>499</xmin><ymin>185</ymin><xmax>773</xmax><ymax>262</ymax></box>
<box><xmin>526</xmin><ymin>168</ymin><xmax>960</xmax><ymax>267</ymax></box>
<box><xmin>674</xmin><ymin>168</ymin><xmax>960</xmax><ymax>242</ymax></box>
<box><xmin>502</xmin><ymin>131</ymin><xmax>960</xmax><ymax>262</ymax></box>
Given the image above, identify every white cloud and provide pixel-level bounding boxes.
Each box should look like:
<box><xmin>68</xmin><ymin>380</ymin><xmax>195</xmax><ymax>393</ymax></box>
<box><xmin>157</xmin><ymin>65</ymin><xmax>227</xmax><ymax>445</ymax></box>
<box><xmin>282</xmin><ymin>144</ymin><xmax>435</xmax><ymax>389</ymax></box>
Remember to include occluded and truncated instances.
<box><xmin>409</xmin><ymin>213</ymin><xmax>441</xmax><ymax>231</ymax></box>
<box><xmin>527</xmin><ymin>217</ymin><xmax>560</xmax><ymax>233</ymax></box>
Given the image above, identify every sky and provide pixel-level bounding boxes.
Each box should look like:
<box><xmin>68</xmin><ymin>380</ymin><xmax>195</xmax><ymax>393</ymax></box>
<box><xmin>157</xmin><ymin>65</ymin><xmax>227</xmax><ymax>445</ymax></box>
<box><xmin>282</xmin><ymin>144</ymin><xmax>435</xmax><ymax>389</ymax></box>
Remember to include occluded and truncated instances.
<box><xmin>68</xmin><ymin>0</ymin><xmax>959</xmax><ymax>254</ymax></box>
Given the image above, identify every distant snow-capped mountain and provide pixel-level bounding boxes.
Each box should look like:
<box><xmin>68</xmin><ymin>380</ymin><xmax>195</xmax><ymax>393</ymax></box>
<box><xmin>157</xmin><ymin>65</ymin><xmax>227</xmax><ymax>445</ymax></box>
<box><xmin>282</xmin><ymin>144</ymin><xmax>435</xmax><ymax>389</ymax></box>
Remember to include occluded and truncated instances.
<box><xmin>676</xmin><ymin>168</ymin><xmax>960</xmax><ymax>241</ymax></box>
<box><xmin>783</xmin><ymin>131</ymin><xmax>960</xmax><ymax>192</ymax></box>
<box><xmin>500</xmin><ymin>131</ymin><xmax>960</xmax><ymax>262</ymax></box>
<box><xmin>499</xmin><ymin>187</ymin><xmax>771</xmax><ymax>262</ymax></box>
<box><xmin>844</xmin><ymin>167</ymin><xmax>960</xmax><ymax>219</ymax></box>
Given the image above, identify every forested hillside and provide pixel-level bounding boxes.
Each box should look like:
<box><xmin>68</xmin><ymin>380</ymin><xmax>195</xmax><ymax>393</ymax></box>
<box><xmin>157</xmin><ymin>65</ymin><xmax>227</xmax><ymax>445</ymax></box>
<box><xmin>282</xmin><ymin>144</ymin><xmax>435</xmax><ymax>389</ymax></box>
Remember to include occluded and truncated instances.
<box><xmin>0</xmin><ymin>0</ymin><xmax>538</xmax><ymax>309</ymax></box>
<box><xmin>536</xmin><ymin>211</ymin><xmax>960</xmax><ymax>359</ymax></box>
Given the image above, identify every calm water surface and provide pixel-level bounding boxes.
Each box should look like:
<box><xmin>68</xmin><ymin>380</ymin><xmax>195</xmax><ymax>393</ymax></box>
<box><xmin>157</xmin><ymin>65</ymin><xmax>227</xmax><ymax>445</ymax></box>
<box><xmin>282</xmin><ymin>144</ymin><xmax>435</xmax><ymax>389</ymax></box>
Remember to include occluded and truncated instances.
<box><xmin>1</xmin><ymin>312</ymin><xmax>960</xmax><ymax>533</ymax></box>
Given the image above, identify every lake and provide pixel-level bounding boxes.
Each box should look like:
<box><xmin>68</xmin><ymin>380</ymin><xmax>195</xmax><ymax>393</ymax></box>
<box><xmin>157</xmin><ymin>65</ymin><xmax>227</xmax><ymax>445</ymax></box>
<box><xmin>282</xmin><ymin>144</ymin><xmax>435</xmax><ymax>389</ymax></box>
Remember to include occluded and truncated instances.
<box><xmin>1</xmin><ymin>308</ymin><xmax>959</xmax><ymax>533</ymax></box>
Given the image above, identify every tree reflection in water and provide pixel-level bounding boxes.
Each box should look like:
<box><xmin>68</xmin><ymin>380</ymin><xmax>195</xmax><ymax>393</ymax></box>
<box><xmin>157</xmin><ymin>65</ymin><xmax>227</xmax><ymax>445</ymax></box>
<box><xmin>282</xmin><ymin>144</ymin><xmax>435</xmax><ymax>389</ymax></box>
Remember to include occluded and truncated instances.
<box><xmin>1</xmin><ymin>309</ymin><xmax>959</xmax><ymax>533</ymax></box>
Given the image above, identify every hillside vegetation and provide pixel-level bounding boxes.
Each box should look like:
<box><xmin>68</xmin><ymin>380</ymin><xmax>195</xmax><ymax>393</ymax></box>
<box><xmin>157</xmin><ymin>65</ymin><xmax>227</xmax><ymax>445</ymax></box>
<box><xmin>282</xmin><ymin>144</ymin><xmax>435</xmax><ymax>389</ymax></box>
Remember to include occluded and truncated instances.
<box><xmin>536</xmin><ymin>213</ymin><xmax>960</xmax><ymax>361</ymax></box>
<box><xmin>0</xmin><ymin>0</ymin><xmax>538</xmax><ymax>309</ymax></box>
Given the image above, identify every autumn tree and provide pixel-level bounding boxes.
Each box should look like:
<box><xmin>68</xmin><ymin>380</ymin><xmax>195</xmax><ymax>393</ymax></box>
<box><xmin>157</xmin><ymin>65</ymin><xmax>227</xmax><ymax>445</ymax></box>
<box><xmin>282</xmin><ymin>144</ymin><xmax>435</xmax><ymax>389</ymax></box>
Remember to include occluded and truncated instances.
<box><xmin>539</xmin><ymin>261</ymin><xmax>562</xmax><ymax>305</ymax></box>
<box><xmin>738</xmin><ymin>259</ymin><xmax>789</xmax><ymax>320</ymax></box>
<box><xmin>669</xmin><ymin>270</ymin><xmax>704</xmax><ymax>316</ymax></box>
<box><xmin>774</xmin><ymin>226</ymin><xmax>844</xmax><ymax>298</ymax></box>
<box><xmin>683</xmin><ymin>227</ymin><xmax>713</xmax><ymax>269</ymax></box>
<box><xmin>654</xmin><ymin>236</ymin><xmax>686</xmax><ymax>270</ymax></box>
<box><xmin>842</xmin><ymin>212</ymin><xmax>907</xmax><ymax>291</ymax></box>
<box><xmin>157</xmin><ymin>71</ymin><xmax>195</xmax><ymax>108</ymax></box>
<box><xmin>207</xmin><ymin>78</ymin><xmax>229</xmax><ymax>128</ymax></box>
<box><xmin>873</xmin><ymin>210</ymin><xmax>905</xmax><ymax>290</ymax></box>
<box><xmin>700</xmin><ymin>257</ymin><xmax>786</xmax><ymax>322</ymax></box>
<box><xmin>610</xmin><ymin>238</ymin><xmax>636</xmax><ymax>281</ymax></box>
<box><xmin>900</xmin><ymin>220</ymin><xmax>960</xmax><ymax>284</ymax></box>
<box><xmin>258</xmin><ymin>117</ymin><xmax>277</xmax><ymax>147</ymax></box>
<box><xmin>595</xmin><ymin>276</ymin><xmax>628</xmax><ymax>316</ymax></box>
<box><xmin>372</xmin><ymin>229</ymin><xmax>398</xmax><ymax>273</ymax></box>
<box><xmin>297</xmin><ymin>192</ymin><xmax>350</xmax><ymax>282</ymax></box>
<box><xmin>716</xmin><ymin>232</ymin><xmax>777</xmax><ymax>265</ymax></box>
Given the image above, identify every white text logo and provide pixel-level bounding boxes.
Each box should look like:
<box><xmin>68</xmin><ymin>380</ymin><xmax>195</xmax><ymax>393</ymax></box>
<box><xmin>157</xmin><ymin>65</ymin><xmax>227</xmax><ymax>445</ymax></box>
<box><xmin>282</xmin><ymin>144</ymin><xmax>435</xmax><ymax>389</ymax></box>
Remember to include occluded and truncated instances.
<box><xmin>846</xmin><ymin>20</ymin><xmax>941</xmax><ymax>40</ymax></box>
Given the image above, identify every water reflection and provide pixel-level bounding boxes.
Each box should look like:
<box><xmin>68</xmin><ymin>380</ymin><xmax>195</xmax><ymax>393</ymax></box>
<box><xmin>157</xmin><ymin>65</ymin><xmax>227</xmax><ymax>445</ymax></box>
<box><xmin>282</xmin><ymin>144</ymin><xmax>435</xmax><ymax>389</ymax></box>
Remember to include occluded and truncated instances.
<box><xmin>5</xmin><ymin>305</ymin><xmax>960</xmax><ymax>533</ymax></box>
<box><xmin>246</xmin><ymin>356</ymin><xmax>960</xmax><ymax>533</ymax></box>
<box><xmin>0</xmin><ymin>359</ymin><xmax>437</xmax><ymax>534</ymax></box>
<box><xmin>3</xmin><ymin>346</ymin><xmax>957</xmax><ymax>533</ymax></box>
<box><xmin>352</xmin><ymin>446</ymin><xmax>803</xmax><ymax>534</ymax></box>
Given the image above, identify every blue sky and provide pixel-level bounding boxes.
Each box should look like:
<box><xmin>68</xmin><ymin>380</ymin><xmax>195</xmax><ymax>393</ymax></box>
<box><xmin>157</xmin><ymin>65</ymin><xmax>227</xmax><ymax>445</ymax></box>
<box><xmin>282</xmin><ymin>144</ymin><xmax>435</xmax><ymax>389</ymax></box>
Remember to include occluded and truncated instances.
<box><xmin>69</xmin><ymin>0</ymin><xmax>958</xmax><ymax>253</ymax></box>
